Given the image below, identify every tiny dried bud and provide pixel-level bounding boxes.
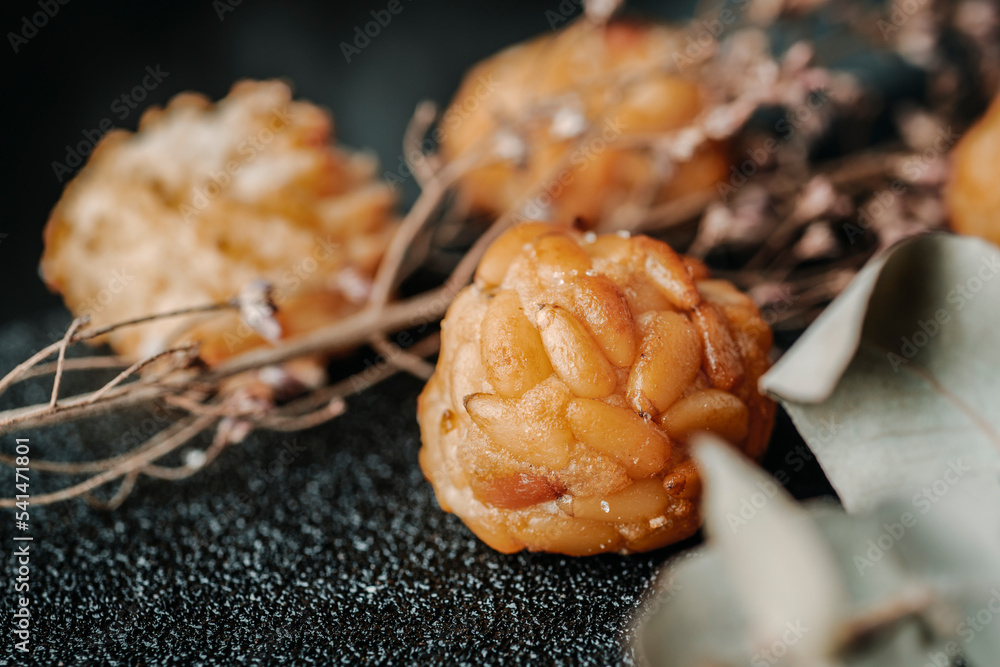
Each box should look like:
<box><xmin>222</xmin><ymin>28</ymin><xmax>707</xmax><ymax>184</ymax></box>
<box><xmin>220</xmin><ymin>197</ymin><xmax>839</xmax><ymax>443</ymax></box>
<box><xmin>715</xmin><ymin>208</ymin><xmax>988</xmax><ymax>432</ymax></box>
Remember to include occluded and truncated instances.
<box><xmin>493</xmin><ymin>128</ymin><xmax>528</xmax><ymax>164</ymax></box>
<box><xmin>792</xmin><ymin>176</ymin><xmax>837</xmax><ymax>222</ymax></box>
<box><xmin>217</xmin><ymin>417</ymin><xmax>254</xmax><ymax>445</ymax></box>
<box><xmin>662</xmin><ymin>127</ymin><xmax>705</xmax><ymax>161</ymax></box>
<box><xmin>781</xmin><ymin>41</ymin><xmax>814</xmax><ymax>74</ymax></box>
<box><xmin>549</xmin><ymin>106</ymin><xmax>588</xmax><ymax>140</ymax></box>
<box><xmin>748</xmin><ymin>282</ymin><xmax>793</xmax><ymax>309</ymax></box>
<box><xmin>236</xmin><ymin>279</ymin><xmax>281</xmax><ymax>342</ymax></box>
<box><xmin>585</xmin><ymin>0</ymin><xmax>623</xmax><ymax>24</ymax></box>
<box><xmin>897</xmin><ymin>108</ymin><xmax>947</xmax><ymax>152</ymax></box>
<box><xmin>702</xmin><ymin>99</ymin><xmax>757</xmax><ymax>140</ymax></box>
<box><xmin>336</xmin><ymin>267</ymin><xmax>372</xmax><ymax>305</ymax></box>
<box><xmin>183</xmin><ymin>449</ymin><xmax>208</xmax><ymax>470</ymax></box>
<box><xmin>954</xmin><ymin>0</ymin><xmax>998</xmax><ymax>41</ymax></box>
<box><xmin>793</xmin><ymin>222</ymin><xmax>838</xmax><ymax>260</ymax></box>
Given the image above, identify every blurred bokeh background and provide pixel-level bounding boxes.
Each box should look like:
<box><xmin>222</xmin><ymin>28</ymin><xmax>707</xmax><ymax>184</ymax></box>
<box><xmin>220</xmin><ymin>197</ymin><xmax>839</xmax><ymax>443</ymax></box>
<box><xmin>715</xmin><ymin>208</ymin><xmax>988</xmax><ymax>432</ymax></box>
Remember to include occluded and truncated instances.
<box><xmin>0</xmin><ymin>0</ymin><xmax>710</xmax><ymax>326</ymax></box>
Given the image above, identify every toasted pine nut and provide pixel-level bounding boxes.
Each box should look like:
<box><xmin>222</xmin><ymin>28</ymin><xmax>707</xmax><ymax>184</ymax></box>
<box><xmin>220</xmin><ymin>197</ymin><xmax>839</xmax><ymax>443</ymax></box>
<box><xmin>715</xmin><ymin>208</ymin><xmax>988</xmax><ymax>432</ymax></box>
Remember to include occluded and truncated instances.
<box><xmin>480</xmin><ymin>290</ymin><xmax>553</xmax><ymax>398</ymax></box>
<box><xmin>507</xmin><ymin>513</ymin><xmax>623</xmax><ymax>557</ymax></box>
<box><xmin>627</xmin><ymin>311</ymin><xmax>701</xmax><ymax>415</ymax></box>
<box><xmin>658</xmin><ymin>389</ymin><xmax>749</xmax><ymax>444</ymax></box>
<box><xmin>635</xmin><ymin>236</ymin><xmax>701</xmax><ymax>310</ymax></box>
<box><xmin>548</xmin><ymin>274</ymin><xmax>637</xmax><ymax>367</ymax></box>
<box><xmin>530</xmin><ymin>231</ymin><xmax>594</xmax><ymax>281</ymax></box>
<box><xmin>566</xmin><ymin>397</ymin><xmax>671</xmax><ymax>478</ymax></box>
<box><xmin>691</xmin><ymin>303</ymin><xmax>745</xmax><ymax>390</ymax></box>
<box><xmin>537</xmin><ymin>305</ymin><xmax>618</xmax><ymax>399</ymax></box>
<box><xmin>471</xmin><ymin>473</ymin><xmax>564</xmax><ymax>510</ymax></box>
<box><xmin>475</xmin><ymin>222</ymin><xmax>553</xmax><ymax>289</ymax></box>
<box><xmin>558</xmin><ymin>478</ymin><xmax>670</xmax><ymax>523</ymax></box>
<box><xmin>662</xmin><ymin>459</ymin><xmax>703</xmax><ymax>500</ymax></box>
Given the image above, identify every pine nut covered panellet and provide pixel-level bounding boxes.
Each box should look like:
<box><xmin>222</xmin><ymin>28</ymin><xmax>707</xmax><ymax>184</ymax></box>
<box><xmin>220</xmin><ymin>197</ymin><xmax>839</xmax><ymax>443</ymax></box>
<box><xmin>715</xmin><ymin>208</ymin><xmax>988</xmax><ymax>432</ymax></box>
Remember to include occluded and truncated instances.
<box><xmin>440</xmin><ymin>19</ymin><xmax>728</xmax><ymax>229</ymax></box>
<box><xmin>418</xmin><ymin>223</ymin><xmax>775</xmax><ymax>556</ymax></box>
<box><xmin>948</xmin><ymin>95</ymin><xmax>1000</xmax><ymax>247</ymax></box>
<box><xmin>41</xmin><ymin>80</ymin><xmax>396</xmax><ymax>366</ymax></box>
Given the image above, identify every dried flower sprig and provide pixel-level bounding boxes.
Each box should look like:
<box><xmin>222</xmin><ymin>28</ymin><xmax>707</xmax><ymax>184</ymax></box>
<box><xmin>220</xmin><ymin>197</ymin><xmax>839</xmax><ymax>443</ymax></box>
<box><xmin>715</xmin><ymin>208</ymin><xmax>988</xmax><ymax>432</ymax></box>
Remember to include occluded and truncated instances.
<box><xmin>0</xmin><ymin>0</ymin><xmax>968</xmax><ymax>508</ymax></box>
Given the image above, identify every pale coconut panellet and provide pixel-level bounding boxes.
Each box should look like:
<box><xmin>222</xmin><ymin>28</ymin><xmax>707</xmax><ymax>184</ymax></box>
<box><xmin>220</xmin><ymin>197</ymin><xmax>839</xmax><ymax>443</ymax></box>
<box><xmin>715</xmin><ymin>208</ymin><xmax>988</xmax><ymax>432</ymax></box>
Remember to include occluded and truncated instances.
<box><xmin>41</xmin><ymin>80</ymin><xmax>397</xmax><ymax>368</ymax></box>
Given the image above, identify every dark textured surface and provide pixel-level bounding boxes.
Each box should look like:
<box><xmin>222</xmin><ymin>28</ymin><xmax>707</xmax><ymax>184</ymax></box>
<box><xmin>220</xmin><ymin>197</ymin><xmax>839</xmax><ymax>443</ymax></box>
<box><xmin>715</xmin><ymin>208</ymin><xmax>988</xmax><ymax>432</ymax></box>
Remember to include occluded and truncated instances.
<box><xmin>0</xmin><ymin>310</ymin><xmax>832</xmax><ymax>666</ymax></box>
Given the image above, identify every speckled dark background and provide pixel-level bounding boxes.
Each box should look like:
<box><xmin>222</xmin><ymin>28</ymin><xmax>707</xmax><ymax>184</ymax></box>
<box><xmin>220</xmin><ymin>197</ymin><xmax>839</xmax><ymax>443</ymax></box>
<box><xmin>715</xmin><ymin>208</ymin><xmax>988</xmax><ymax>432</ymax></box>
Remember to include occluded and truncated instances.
<box><xmin>0</xmin><ymin>0</ymin><xmax>900</xmax><ymax>663</ymax></box>
<box><xmin>0</xmin><ymin>309</ymin><xmax>833</xmax><ymax>666</ymax></box>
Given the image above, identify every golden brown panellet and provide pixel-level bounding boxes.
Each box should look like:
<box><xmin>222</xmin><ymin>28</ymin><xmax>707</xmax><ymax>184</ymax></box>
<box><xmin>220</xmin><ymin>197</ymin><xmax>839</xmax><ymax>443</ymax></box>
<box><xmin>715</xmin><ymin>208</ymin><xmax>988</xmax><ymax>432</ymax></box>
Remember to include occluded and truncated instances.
<box><xmin>440</xmin><ymin>19</ymin><xmax>729</xmax><ymax>229</ymax></box>
<box><xmin>418</xmin><ymin>223</ymin><xmax>775</xmax><ymax>556</ymax></box>
<box><xmin>948</xmin><ymin>95</ymin><xmax>1000</xmax><ymax>247</ymax></box>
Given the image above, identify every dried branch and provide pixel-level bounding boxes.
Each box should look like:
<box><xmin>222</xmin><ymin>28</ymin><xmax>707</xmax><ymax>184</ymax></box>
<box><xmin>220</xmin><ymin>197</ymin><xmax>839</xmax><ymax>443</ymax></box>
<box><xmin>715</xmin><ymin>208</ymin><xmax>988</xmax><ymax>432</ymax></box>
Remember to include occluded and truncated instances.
<box><xmin>403</xmin><ymin>100</ymin><xmax>440</xmax><ymax>188</ymax></box>
<box><xmin>20</xmin><ymin>356</ymin><xmax>130</xmax><ymax>381</ymax></box>
<box><xmin>0</xmin><ymin>7</ymin><xmax>960</xmax><ymax>510</ymax></box>
<box><xmin>85</xmin><ymin>345</ymin><xmax>198</xmax><ymax>405</ymax></box>
<box><xmin>0</xmin><ymin>415</ymin><xmax>216</xmax><ymax>508</ymax></box>
<box><xmin>49</xmin><ymin>317</ymin><xmax>88</xmax><ymax>408</ymax></box>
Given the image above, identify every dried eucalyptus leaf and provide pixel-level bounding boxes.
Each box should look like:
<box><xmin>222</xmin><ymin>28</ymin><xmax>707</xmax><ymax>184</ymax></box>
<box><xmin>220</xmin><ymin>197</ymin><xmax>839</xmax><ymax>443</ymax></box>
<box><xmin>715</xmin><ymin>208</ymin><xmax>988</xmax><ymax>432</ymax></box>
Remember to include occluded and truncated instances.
<box><xmin>879</xmin><ymin>485</ymin><xmax>1000</xmax><ymax>665</ymax></box>
<box><xmin>960</xmin><ymin>614</ymin><xmax>1000</xmax><ymax>667</ymax></box>
<box><xmin>841</xmin><ymin>619</ymin><xmax>947</xmax><ymax>667</ymax></box>
<box><xmin>880</xmin><ymin>479</ymin><xmax>1000</xmax><ymax>582</ymax></box>
<box><xmin>759</xmin><ymin>234</ymin><xmax>1000</xmax><ymax>512</ymax></box>
<box><xmin>637</xmin><ymin>443</ymin><xmax>1000</xmax><ymax>666</ymax></box>
<box><xmin>638</xmin><ymin>549</ymin><xmax>750</xmax><ymax>667</ymax></box>
<box><xmin>808</xmin><ymin>503</ymin><xmax>914</xmax><ymax>613</ymax></box>
<box><xmin>695</xmin><ymin>438</ymin><xmax>847</xmax><ymax>661</ymax></box>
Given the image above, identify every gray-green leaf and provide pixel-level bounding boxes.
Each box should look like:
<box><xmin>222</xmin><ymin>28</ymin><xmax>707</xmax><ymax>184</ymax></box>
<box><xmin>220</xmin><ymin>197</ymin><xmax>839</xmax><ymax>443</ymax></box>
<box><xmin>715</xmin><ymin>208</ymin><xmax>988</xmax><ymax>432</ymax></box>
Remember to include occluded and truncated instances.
<box><xmin>759</xmin><ymin>234</ymin><xmax>1000</xmax><ymax>513</ymax></box>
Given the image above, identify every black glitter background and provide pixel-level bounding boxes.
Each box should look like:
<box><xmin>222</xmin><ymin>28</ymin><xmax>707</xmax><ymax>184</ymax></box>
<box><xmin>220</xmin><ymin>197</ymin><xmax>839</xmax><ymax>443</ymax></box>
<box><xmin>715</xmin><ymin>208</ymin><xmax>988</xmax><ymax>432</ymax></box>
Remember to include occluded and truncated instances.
<box><xmin>0</xmin><ymin>1</ymin><xmax>871</xmax><ymax>663</ymax></box>
<box><xmin>0</xmin><ymin>309</ymin><xmax>832</xmax><ymax>666</ymax></box>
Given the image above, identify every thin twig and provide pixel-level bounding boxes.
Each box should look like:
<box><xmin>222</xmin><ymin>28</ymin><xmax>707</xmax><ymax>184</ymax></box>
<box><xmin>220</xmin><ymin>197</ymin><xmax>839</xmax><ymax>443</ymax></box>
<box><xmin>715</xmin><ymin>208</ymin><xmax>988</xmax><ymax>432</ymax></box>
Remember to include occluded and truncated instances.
<box><xmin>83</xmin><ymin>470</ymin><xmax>139</xmax><ymax>511</ymax></box>
<box><xmin>141</xmin><ymin>426</ymin><xmax>232</xmax><ymax>481</ymax></box>
<box><xmin>404</xmin><ymin>100</ymin><xmax>440</xmax><ymax>188</ymax></box>
<box><xmin>367</xmin><ymin>149</ymin><xmax>488</xmax><ymax>310</ymax></box>
<box><xmin>267</xmin><ymin>333</ymin><xmax>441</xmax><ymax>419</ymax></box>
<box><xmin>259</xmin><ymin>398</ymin><xmax>348</xmax><ymax>432</ymax></box>
<box><xmin>0</xmin><ymin>415</ymin><xmax>215</xmax><ymax>508</ymax></box>
<box><xmin>72</xmin><ymin>301</ymin><xmax>238</xmax><ymax>344</ymax></box>
<box><xmin>162</xmin><ymin>394</ymin><xmax>244</xmax><ymax>419</ymax></box>
<box><xmin>49</xmin><ymin>317</ymin><xmax>88</xmax><ymax>408</ymax></box>
<box><xmin>369</xmin><ymin>335</ymin><xmax>435</xmax><ymax>380</ymax></box>
<box><xmin>0</xmin><ymin>340</ymin><xmax>75</xmax><ymax>400</ymax></box>
<box><xmin>0</xmin><ymin>288</ymin><xmax>451</xmax><ymax>436</ymax></box>
<box><xmin>837</xmin><ymin>587</ymin><xmax>935</xmax><ymax>644</ymax></box>
<box><xmin>19</xmin><ymin>356</ymin><xmax>130</xmax><ymax>381</ymax></box>
<box><xmin>205</xmin><ymin>286</ymin><xmax>453</xmax><ymax>384</ymax></box>
<box><xmin>85</xmin><ymin>345</ymin><xmax>197</xmax><ymax>405</ymax></box>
